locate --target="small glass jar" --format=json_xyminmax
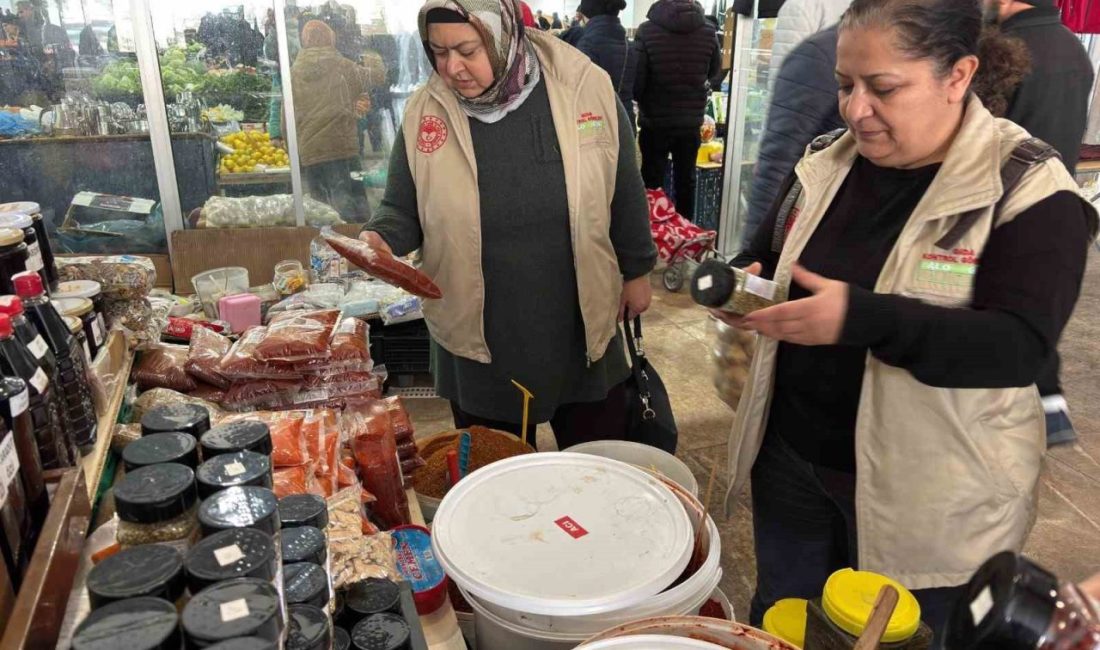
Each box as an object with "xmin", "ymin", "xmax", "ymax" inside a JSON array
[
  {"xmin": 71, "ymin": 596, "xmax": 181, "ymax": 650},
  {"xmin": 52, "ymin": 297, "xmax": 101, "ymax": 360},
  {"xmin": 114, "ymin": 463, "xmax": 199, "ymax": 551},
  {"xmin": 0, "ymin": 228, "xmax": 28, "ymax": 296},
  {"xmin": 53, "ymin": 280, "xmax": 107, "ymax": 344},
  {"xmin": 200, "ymin": 420, "xmax": 273, "ymax": 458},
  {"xmin": 140, "ymin": 403, "xmax": 211, "ymax": 438},
  {"xmin": 121, "ymin": 432, "xmax": 199, "ymax": 471},
  {"xmin": 184, "ymin": 527, "xmax": 278, "ymax": 593},
  {"xmin": 0, "ymin": 212, "xmax": 46, "ymax": 290},
  {"xmin": 273, "ymin": 260, "xmax": 308, "ymax": 297},
  {"xmin": 196, "ymin": 450, "xmax": 273, "ymax": 499},
  {"xmin": 0, "ymin": 202, "xmax": 56, "ymax": 291},
  {"xmin": 278, "ymin": 494, "xmax": 329, "ymax": 530},
  {"xmin": 63, "ymin": 315, "xmax": 92, "ymax": 365},
  {"xmin": 181, "ymin": 577, "xmax": 284, "ymax": 646},
  {"xmin": 283, "ymin": 562, "xmax": 330, "ymax": 609},
  {"xmin": 85, "ymin": 544, "xmax": 187, "ymax": 610},
  {"xmin": 286, "ymin": 604, "xmax": 331, "ymax": 650}
]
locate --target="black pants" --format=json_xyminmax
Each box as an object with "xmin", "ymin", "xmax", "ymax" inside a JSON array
[
  {"xmin": 302, "ymin": 157, "xmax": 371, "ymax": 223},
  {"xmin": 640, "ymin": 127, "xmax": 701, "ymax": 220},
  {"xmin": 1037, "ymin": 352, "xmax": 1061, "ymax": 397},
  {"xmin": 449, "ymin": 383, "xmax": 628, "ymax": 451},
  {"xmin": 750, "ymin": 432, "xmax": 965, "ymax": 649}
]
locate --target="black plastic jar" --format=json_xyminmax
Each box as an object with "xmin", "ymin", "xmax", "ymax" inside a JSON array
[
  {"xmin": 351, "ymin": 613, "xmax": 411, "ymax": 650},
  {"xmin": 196, "ymin": 451, "xmax": 273, "ymax": 499},
  {"xmin": 113, "ymin": 463, "xmax": 199, "ymax": 550},
  {"xmin": 281, "ymin": 525, "xmax": 326, "ymax": 566},
  {"xmin": 333, "ymin": 626, "xmax": 351, "ymax": 650},
  {"xmin": 142, "ymin": 403, "xmax": 211, "ymax": 438},
  {"xmin": 205, "ymin": 639, "xmax": 276, "ymax": 650},
  {"xmin": 122, "ymin": 432, "xmax": 199, "ymax": 471},
  {"xmin": 181, "ymin": 577, "xmax": 283, "ymax": 647},
  {"xmin": 72, "ymin": 596, "xmax": 181, "ymax": 650},
  {"xmin": 340, "ymin": 578, "xmax": 401, "ymax": 629},
  {"xmin": 198, "ymin": 486, "xmax": 281, "ymax": 538},
  {"xmin": 0, "ymin": 228, "xmax": 27, "ymax": 298},
  {"xmin": 283, "ymin": 562, "xmax": 329, "ymax": 608},
  {"xmin": 86, "ymin": 544, "xmax": 186, "ymax": 610},
  {"xmin": 286, "ymin": 604, "xmax": 331, "ymax": 650},
  {"xmin": 200, "ymin": 421, "xmax": 273, "ymax": 458},
  {"xmin": 278, "ymin": 494, "xmax": 328, "ymax": 530},
  {"xmin": 184, "ymin": 527, "xmax": 278, "ymax": 593}
]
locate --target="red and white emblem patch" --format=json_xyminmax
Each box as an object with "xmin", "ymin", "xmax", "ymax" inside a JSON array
[{"xmin": 417, "ymin": 116, "xmax": 448, "ymax": 154}]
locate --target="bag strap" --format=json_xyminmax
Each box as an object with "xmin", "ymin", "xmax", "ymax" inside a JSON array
[
  {"xmin": 770, "ymin": 128, "xmax": 848, "ymax": 253},
  {"xmin": 616, "ymin": 36, "xmax": 630, "ymax": 94},
  {"xmin": 623, "ymin": 317, "xmax": 656, "ymax": 421},
  {"xmin": 934, "ymin": 137, "xmax": 1060, "ymax": 250}
]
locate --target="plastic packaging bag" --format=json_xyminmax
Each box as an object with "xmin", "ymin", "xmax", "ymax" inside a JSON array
[
  {"xmin": 266, "ymin": 283, "xmax": 345, "ymax": 317},
  {"xmin": 710, "ymin": 319, "xmax": 756, "ymax": 410},
  {"xmin": 185, "ymin": 326, "xmax": 232, "ymax": 389},
  {"xmin": 222, "ymin": 379, "xmax": 300, "ymax": 411},
  {"xmin": 321, "ymin": 228, "xmax": 442, "ymax": 299},
  {"xmin": 201, "ymin": 194, "xmax": 344, "ymax": 229},
  {"xmin": 133, "ymin": 345, "xmax": 197, "ymax": 392},
  {"xmin": 273, "ymin": 465, "xmax": 324, "ymax": 499},
  {"xmin": 218, "ymin": 327, "xmax": 303, "ymax": 380},
  {"xmin": 131, "ymin": 388, "xmax": 225, "ymax": 424},
  {"xmin": 189, "ymin": 383, "xmax": 226, "ymax": 405},
  {"xmin": 56, "ymin": 255, "xmax": 157, "ymax": 299},
  {"xmin": 256, "ymin": 309, "xmax": 341, "ymax": 362},
  {"xmin": 294, "ymin": 318, "xmax": 372, "ymax": 374},
  {"xmin": 379, "ymin": 293, "xmax": 423, "ymax": 326},
  {"xmin": 348, "ymin": 404, "xmax": 411, "ymax": 529},
  {"xmin": 327, "ymin": 487, "xmax": 392, "ymax": 589}
]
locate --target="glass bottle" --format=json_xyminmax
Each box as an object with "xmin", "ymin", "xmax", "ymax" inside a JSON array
[
  {"xmin": 0, "ymin": 228, "xmax": 28, "ymax": 296},
  {"xmin": 0, "ymin": 213, "xmax": 47, "ymax": 294},
  {"xmin": 0, "ymin": 313, "xmax": 68, "ymax": 469},
  {"xmin": 0, "ymin": 376, "xmax": 46, "ymax": 589}
]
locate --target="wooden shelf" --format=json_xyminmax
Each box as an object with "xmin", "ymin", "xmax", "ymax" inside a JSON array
[{"xmin": 82, "ymin": 330, "xmax": 134, "ymax": 501}]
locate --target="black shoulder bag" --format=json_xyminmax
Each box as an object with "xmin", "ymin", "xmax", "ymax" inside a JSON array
[{"xmin": 623, "ymin": 316, "xmax": 678, "ymax": 454}]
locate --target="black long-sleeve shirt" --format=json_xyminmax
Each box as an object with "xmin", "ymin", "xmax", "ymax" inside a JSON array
[{"xmin": 734, "ymin": 156, "xmax": 1092, "ymax": 471}]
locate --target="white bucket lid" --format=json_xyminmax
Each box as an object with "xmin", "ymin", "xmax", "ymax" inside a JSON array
[
  {"xmin": 581, "ymin": 636, "xmax": 727, "ymax": 649},
  {"xmin": 432, "ymin": 453, "xmax": 693, "ymax": 617}
]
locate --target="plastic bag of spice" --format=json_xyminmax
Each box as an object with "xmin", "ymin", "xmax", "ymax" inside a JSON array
[
  {"xmin": 274, "ymin": 465, "xmax": 325, "ymax": 499},
  {"xmin": 321, "ymin": 228, "xmax": 442, "ymax": 300},
  {"xmin": 222, "ymin": 379, "xmax": 300, "ymax": 411},
  {"xmin": 132, "ymin": 345, "xmax": 197, "ymax": 392},
  {"xmin": 189, "ymin": 383, "xmax": 226, "ymax": 405},
  {"xmin": 378, "ymin": 396, "xmax": 413, "ymax": 444},
  {"xmin": 293, "ymin": 317, "xmax": 373, "ymax": 374},
  {"xmin": 131, "ymin": 388, "xmax": 226, "ymax": 424},
  {"xmin": 348, "ymin": 405, "xmax": 411, "ymax": 529},
  {"xmin": 255, "ymin": 309, "xmax": 341, "ymax": 362},
  {"xmin": 218, "ymin": 327, "xmax": 302, "ymax": 381},
  {"xmin": 185, "ymin": 326, "xmax": 232, "ymax": 389}
]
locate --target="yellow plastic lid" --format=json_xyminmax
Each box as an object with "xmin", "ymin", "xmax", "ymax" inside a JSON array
[
  {"xmin": 822, "ymin": 569, "xmax": 922, "ymax": 643},
  {"xmin": 763, "ymin": 598, "xmax": 807, "ymax": 648},
  {"xmin": 0, "ymin": 227, "xmax": 24, "ymax": 247}
]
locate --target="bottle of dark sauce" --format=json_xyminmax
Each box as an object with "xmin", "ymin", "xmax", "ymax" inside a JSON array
[
  {"xmin": 0, "ymin": 313, "xmax": 69, "ymax": 469},
  {"xmin": 0, "ymin": 376, "xmax": 47, "ymax": 589}
]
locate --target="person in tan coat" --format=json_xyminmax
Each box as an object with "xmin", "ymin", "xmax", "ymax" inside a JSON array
[{"xmin": 291, "ymin": 20, "xmax": 372, "ymax": 221}]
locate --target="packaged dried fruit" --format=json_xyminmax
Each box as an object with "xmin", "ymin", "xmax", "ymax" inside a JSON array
[
  {"xmin": 133, "ymin": 345, "xmax": 197, "ymax": 392},
  {"xmin": 185, "ymin": 326, "xmax": 232, "ymax": 389},
  {"xmin": 218, "ymin": 327, "xmax": 302, "ymax": 380},
  {"xmin": 321, "ymin": 228, "xmax": 442, "ymax": 300},
  {"xmin": 255, "ymin": 309, "xmax": 341, "ymax": 363}
]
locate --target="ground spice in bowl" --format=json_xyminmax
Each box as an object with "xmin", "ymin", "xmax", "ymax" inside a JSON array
[{"xmin": 410, "ymin": 428, "xmax": 534, "ymax": 499}]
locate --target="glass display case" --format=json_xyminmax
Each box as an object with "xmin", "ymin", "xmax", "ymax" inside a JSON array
[{"xmin": 717, "ymin": 10, "xmax": 776, "ymax": 255}]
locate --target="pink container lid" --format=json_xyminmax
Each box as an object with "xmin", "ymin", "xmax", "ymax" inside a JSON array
[{"xmin": 217, "ymin": 293, "xmax": 261, "ymax": 334}]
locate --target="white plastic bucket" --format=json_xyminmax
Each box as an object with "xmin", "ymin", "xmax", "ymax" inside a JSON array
[
  {"xmin": 580, "ymin": 616, "xmax": 802, "ymax": 650},
  {"xmin": 582, "ymin": 636, "xmax": 728, "ymax": 650},
  {"xmin": 564, "ymin": 440, "xmax": 700, "ymax": 497}
]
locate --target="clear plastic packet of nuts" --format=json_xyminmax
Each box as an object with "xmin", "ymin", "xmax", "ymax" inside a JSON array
[{"xmin": 711, "ymin": 317, "xmax": 757, "ymax": 410}]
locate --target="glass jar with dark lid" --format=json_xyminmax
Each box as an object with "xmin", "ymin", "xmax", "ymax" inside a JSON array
[
  {"xmin": 86, "ymin": 544, "xmax": 186, "ymax": 609},
  {"xmin": 122, "ymin": 432, "xmax": 199, "ymax": 471},
  {"xmin": 278, "ymin": 494, "xmax": 328, "ymax": 530},
  {"xmin": 351, "ymin": 613, "xmax": 411, "ymax": 650},
  {"xmin": 0, "ymin": 202, "xmax": 57, "ymax": 291},
  {"xmin": 200, "ymin": 421, "xmax": 273, "ymax": 458},
  {"xmin": 283, "ymin": 562, "xmax": 329, "ymax": 609},
  {"xmin": 198, "ymin": 486, "xmax": 281, "ymax": 538},
  {"xmin": 63, "ymin": 315, "xmax": 92, "ymax": 364},
  {"xmin": 196, "ymin": 450, "xmax": 272, "ymax": 499},
  {"xmin": 281, "ymin": 525, "xmax": 326, "ymax": 566},
  {"xmin": 141, "ymin": 403, "xmax": 211, "ymax": 438},
  {"xmin": 340, "ymin": 578, "xmax": 401, "ymax": 628},
  {"xmin": 53, "ymin": 297, "xmax": 101, "ymax": 360},
  {"xmin": 0, "ymin": 228, "xmax": 27, "ymax": 302},
  {"xmin": 53, "ymin": 280, "xmax": 107, "ymax": 344},
  {"xmin": 184, "ymin": 527, "xmax": 278, "ymax": 593},
  {"xmin": 113, "ymin": 462, "xmax": 199, "ymax": 548},
  {"xmin": 0, "ymin": 212, "xmax": 46, "ymax": 290},
  {"xmin": 286, "ymin": 604, "xmax": 331, "ymax": 650},
  {"xmin": 181, "ymin": 577, "xmax": 283, "ymax": 646},
  {"xmin": 72, "ymin": 596, "xmax": 181, "ymax": 650}
]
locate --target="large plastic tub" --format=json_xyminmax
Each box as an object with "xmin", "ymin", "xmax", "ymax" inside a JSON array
[
  {"xmin": 191, "ymin": 266, "xmax": 249, "ymax": 318},
  {"xmin": 580, "ymin": 616, "xmax": 803, "ymax": 650},
  {"xmin": 564, "ymin": 440, "xmax": 699, "ymax": 497}
]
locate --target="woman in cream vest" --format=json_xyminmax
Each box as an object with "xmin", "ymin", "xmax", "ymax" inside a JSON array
[
  {"xmin": 714, "ymin": 0, "xmax": 1098, "ymax": 644},
  {"xmin": 362, "ymin": 0, "xmax": 656, "ymax": 446}
]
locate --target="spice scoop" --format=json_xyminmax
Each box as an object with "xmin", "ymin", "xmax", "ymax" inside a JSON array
[{"xmin": 691, "ymin": 259, "xmax": 787, "ymax": 317}]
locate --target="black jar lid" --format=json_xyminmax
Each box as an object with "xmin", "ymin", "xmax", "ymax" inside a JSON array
[
  {"xmin": 341, "ymin": 578, "xmax": 401, "ymax": 628},
  {"xmin": 286, "ymin": 604, "xmax": 331, "ymax": 650},
  {"xmin": 86, "ymin": 544, "xmax": 186, "ymax": 609},
  {"xmin": 196, "ymin": 451, "xmax": 273, "ymax": 499},
  {"xmin": 283, "ymin": 562, "xmax": 329, "ymax": 609},
  {"xmin": 198, "ymin": 486, "xmax": 280, "ymax": 537},
  {"xmin": 282, "ymin": 525, "xmax": 326, "ymax": 565},
  {"xmin": 122, "ymin": 432, "xmax": 199, "ymax": 471},
  {"xmin": 72, "ymin": 597, "xmax": 181, "ymax": 650},
  {"xmin": 278, "ymin": 494, "xmax": 328, "ymax": 530},
  {"xmin": 351, "ymin": 613, "xmax": 410, "ymax": 650},
  {"xmin": 185, "ymin": 528, "xmax": 278, "ymax": 593},
  {"xmin": 114, "ymin": 463, "xmax": 197, "ymax": 524},
  {"xmin": 182, "ymin": 578, "xmax": 283, "ymax": 645},
  {"xmin": 201, "ymin": 420, "xmax": 273, "ymax": 458},
  {"xmin": 334, "ymin": 626, "xmax": 351, "ymax": 650},
  {"xmin": 205, "ymin": 639, "xmax": 277, "ymax": 650},
  {"xmin": 141, "ymin": 403, "xmax": 211, "ymax": 437}
]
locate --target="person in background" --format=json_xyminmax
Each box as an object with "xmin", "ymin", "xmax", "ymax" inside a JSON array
[
  {"xmin": 536, "ymin": 9, "xmax": 551, "ymax": 29},
  {"xmin": 291, "ymin": 20, "xmax": 373, "ymax": 221},
  {"xmin": 15, "ymin": 1, "xmax": 39, "ymax": 49},
  {"xmin": 768, "ymin": 0, "xmax": 849, "ymax": 89},
  {"xmin": 715, "ymin": 0, "xmax": 1097, "ymax": 645},
  {"xmin": 552, "ymin": 12, "xmax": 563, "ymax": 28},
  {"xmin": 363, "ymin": 0, "xmax": 656, "ymax": 449},
  {"xmin": 634, "ymin": 0, "xmax": 724, "ymax": 220},
  {"xmin": 983, "ymin": 0, "xmax": 1095, "ymax": 447},
  {"xmin": 571, "ymin": 0, "xmax": 638, "ymax": 129},
  {"xmin": 78, "ymin": 25, "xmax": 102, "ymax": 59},
  {"xmin": 560, "ymin": 7, "xmax": 587, "ymax": 45}
]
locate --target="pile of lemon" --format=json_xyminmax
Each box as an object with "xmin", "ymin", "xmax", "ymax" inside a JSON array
[{"xmin": 219, "ymin": 130, "xmax": 290, "ymax": 174}]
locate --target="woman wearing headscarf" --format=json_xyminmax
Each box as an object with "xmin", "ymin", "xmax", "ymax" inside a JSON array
[
  {"xmin": 362, "ymin": 0, "xmax": 656, "ymax": 448},
  {"xmin": 291, "ymin": 19, "xmax": 372, "ymax": 221}
]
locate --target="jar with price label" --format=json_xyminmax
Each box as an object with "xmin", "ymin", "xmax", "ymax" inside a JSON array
[
  {"xmin": 0, "ymin": 313, "xmax": 69, "ymax": 469},
  {"xmin": 0, "ymin": 212, "xmax": 48, "ymax": 293},
  {"xmin": 0, "ymin": 228, "xmax": 28, "ymax": 297},
  {"xmin": 0, "ymin": 377, "xmax": 46, "ymax": 581},
  {"xmin": 0, "ymin": 396, "xmax": 30, "ymax": 588},
  {"xmin": 0, "ymin": 202, "xmax": 59, "ymax": 292}
]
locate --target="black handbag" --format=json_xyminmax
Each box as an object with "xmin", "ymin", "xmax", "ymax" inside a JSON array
[{"xmin": 623, "ymin": 316, "xmax": 678, "ymax": 454}]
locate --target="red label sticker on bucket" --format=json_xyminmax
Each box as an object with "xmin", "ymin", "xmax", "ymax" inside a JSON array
[{"xmin": 554, "ymin": 516, "xmax": 589, "ymax": 539}]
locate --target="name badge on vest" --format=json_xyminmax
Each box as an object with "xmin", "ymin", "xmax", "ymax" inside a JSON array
[
  {"xmin": 907, "ymin": 247, "xmax": 978, "ymax": 306},
  {"xmin": 577, "ymin": 112, "xmax": 610, "ymax": 147},
  {"xmin": 417, "ymin": 115, "xmax": 449, "ymax": 155}
]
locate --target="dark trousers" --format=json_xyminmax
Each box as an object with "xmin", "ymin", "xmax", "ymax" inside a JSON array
[
  {"xmin": 750, "ymin": 432, "xmax": 965, "ymax": 649},
  {"xmin": 449, "ymin": 383, "xmax": 628, "ymax": 451},
  {"xmin": 640, "ymin": 127, "xmax": 701, "ymax": 220},
  {"xmin": 302, "ymin": 157, "xmax": 371, "ymax": 223},
  {"xmin": 1037, "ymin": 352, "xmax": 1061, "ymax": 397}
]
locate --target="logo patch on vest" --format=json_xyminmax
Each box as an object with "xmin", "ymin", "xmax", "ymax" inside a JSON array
[
  {"xmin": 577, "ymin": 112, "xmax": 605, "ymax": 133},
  {"xmin": 915, "ymin": 248, "xmax": 979, "ymax": 288},
  {"xmin": 417, "ymin": 116, "xmax": 448, "ymax": 154}
]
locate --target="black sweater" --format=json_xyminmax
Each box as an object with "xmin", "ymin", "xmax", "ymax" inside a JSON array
[{"xmin": 733, "ymin": 157, "xmax": 1093, "ymax": 471}]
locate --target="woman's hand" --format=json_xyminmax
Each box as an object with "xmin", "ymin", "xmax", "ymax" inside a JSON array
[
  {"xmin": 355, "ymin": 94, "xmax": 372, "ymax": 117},
  {"xmin": 359, "ymin": 230, "xmax": 393, "ymax": 255},
  {"xmin": 741, "ymin": 264, "xmax": 849, "ymax": 346},
  {"xmin": 620, "ymin": 276, "xmax": 653, "ymax": 321},
  {"xmin": 709, "ymin": 263, "xmax": 762, "ymax": 330}
]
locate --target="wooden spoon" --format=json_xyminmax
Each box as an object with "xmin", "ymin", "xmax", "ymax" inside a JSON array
[{"xmin": 853, "ymin": 585, "xmax": 900, "ymax": 650}]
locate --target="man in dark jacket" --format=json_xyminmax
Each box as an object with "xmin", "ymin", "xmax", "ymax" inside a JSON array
[
  {"xmin": 635, "ymin": 0, "xmax": 724, "ymax": 220},
  {"xmin": 985, "ymin": 0, "xmax": 1095, "ymax": 446},
  {"xmin": 742, "ymin": 26, "xmax": 845, "ymax": 248},
  {"xmin": 570, "ymin": 0, "xmax": 638, "ymax": 129}
]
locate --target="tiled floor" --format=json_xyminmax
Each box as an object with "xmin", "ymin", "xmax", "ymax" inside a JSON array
[{"xmin": 406, "ymin": 252, "xmax": 1100, "ymax": 621}]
